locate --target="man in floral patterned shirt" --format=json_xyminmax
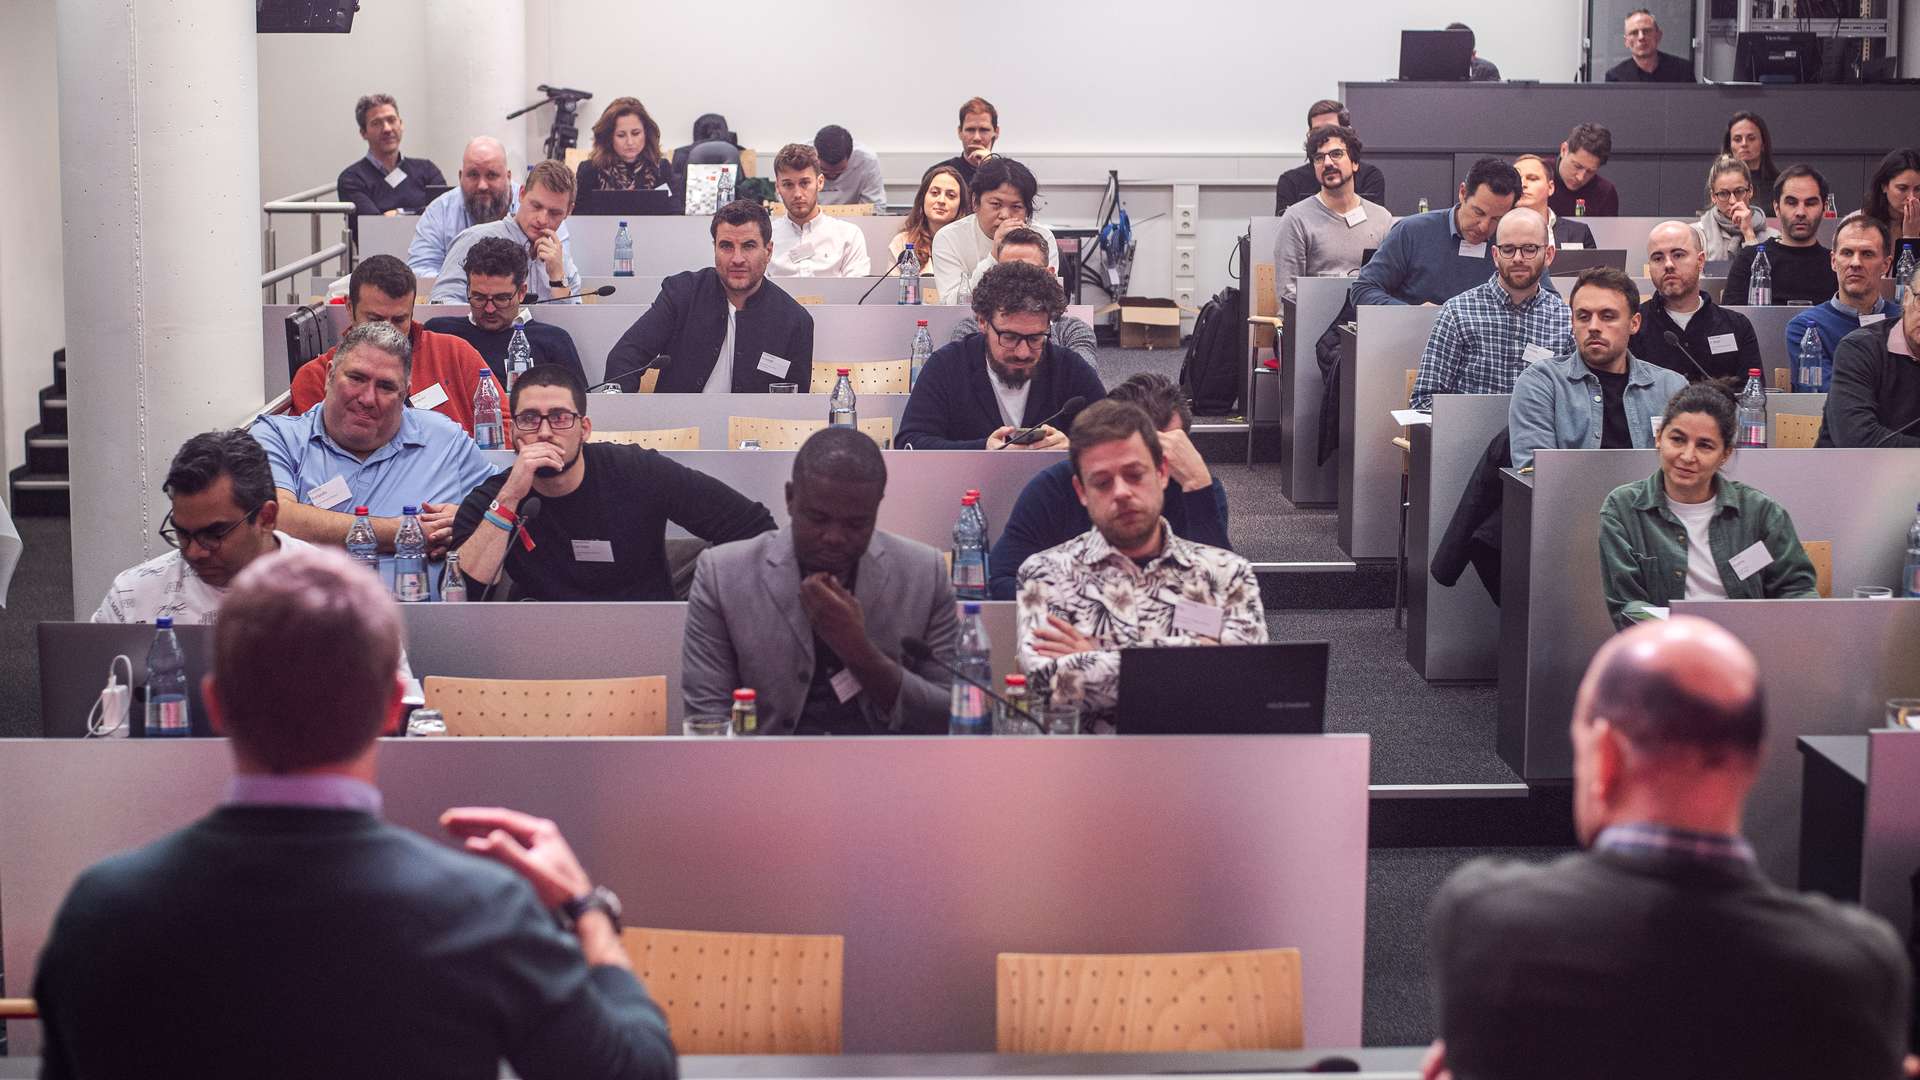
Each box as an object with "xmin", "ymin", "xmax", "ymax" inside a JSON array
[{"xmin": 1015, "ymin": 400, "xmax": 1267, "ymax": 730}]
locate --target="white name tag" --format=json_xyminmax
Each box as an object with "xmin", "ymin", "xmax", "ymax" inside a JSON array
[
  {"xmin": 1708, "ymin": 333, "xmax": 1738, "ymax": 354},
  {"xmin": 757, "ymin": 352, "xmax": 791, "ymax": 378},
  {"xmin": 410, "ymin": 382, "xmax": 449, "ymax": 411},
  {"xmin": 1390, "ymin": 409, "xmax": 1432, "ymax": 426},
  {"xmin": 1522, "ymin": 343, "xmax": 1555, "ymax": 364},
  {"xmin": 1342, "ymin": 205, "xmax": 1370, "ymax": 228},
  {"xmin": 1561, "ymin": 242, "xmax": 1586, "ymax": 250},
  {"xmin": 384, "ymin": 166, "xmax": 408, "ymax": 189},
  {"xmin": 571, "ymin": 539, "xmax": 615, "ymax": 563},
  {"xmin": 830, "ymin": 668, "xmax": 862, "ymax": 704},
  {"xmin": 1458, "ymin": 240, "xmax": 1487, "ymax": 258},
  {"xmin": 1729, "ymin": 540, "xmax": 1773, "ymax": 581},
  {"xmin": 306, "ymin": 475, "xmax": 352, "ymax": 511},
  {"xmin": 1651, "ymin": 415, "xmax": 1664, "ymax": 439},
  {"xmin": 1861, "ymin": 312, "xmax": 1888, "ymax": 326},
  {"xmin": 1171, "ymin": 599, "xmax": 1226, "ymax": 640}
]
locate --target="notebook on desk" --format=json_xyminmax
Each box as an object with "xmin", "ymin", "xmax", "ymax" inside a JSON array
[{"xmin": 1116, "ymin": 641, "xmax": 1330, "ymax": 734}]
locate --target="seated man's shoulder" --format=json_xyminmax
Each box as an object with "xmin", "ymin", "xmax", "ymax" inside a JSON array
[
  {"xmin": 421, "ymin": 314, "xmax": 467, "ymax": 337},
  {"xmin": 403, "ymin": 405, "xmax": 471, "ymax": 442},
  {"xmin": 1434, "ymin": 851, "xmax": 1599, "ymax": 930},
  {"xmin": 922, "ymin": 336, "xmax": 974, "ymax": 372},
  {"xmin": 869, "ymin": 528, "xmax": 944, "ymax": 569}
]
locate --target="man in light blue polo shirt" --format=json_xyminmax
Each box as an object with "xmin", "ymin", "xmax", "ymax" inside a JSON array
[
  {"xmin": 251, "ymin": 321, "xmax": 496, "ymax": 590},
  {"xmin": 431, "ymin": 160, "xmax": 581, "ymax": 304}
]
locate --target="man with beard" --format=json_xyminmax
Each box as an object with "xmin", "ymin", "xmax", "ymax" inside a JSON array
[
  {"xmin": 406, "ymin": 137, "xmax": 565, "ymax": 279},
  {"xmin": 1513, "ymin": 154, "xmax": 1596, "ymax": 249},
  {"xmin": 1724, "ymin": 166, "xmax": 1840, "ymax": 306},
  {"xmin": 432, "ymin": 161, "xmax": 581, "ymax": 304},
  {"xmin": 335, "ymin": 93, "xmax": 444, "ymax": 218},
  {"xmin": 423, "ymin": 238, "xmax": 587, "ymax": 387},
  {"xmin": 1274, "ymin": 123, "xmax": 1391, "ymax": 304},
  {"xmin": 1353, "ymin": 157, "xmax": 1520, "ymax": 307},
  {"xmin": 1411, "ymin": 207, "xmax": 1573, "ymax": 409},
  {"xmin": 1273, "ymin": 100, "xmax": 1387, "ymax": 215},
  {"xmin": 1015, "ymin": 400, "xmax": 1267, "ymax": 732},
  {"xmin": 450, "ymin": 365, "xmax": 775, "ymax": 601},
  {"xmin": 899, "ymin": 261, "xmax": 1105, "ymax": 450},
  {"xmin": 1630, "ymin": 220, "xmax": 1762, "ymax": 382},
  {"xmin": 1784, "ymin": 214, "xmax": 1897, "ymax": 390}
]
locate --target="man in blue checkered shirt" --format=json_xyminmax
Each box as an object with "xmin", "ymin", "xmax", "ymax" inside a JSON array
[{"xmin": 1410, "ymin": 207, "xmax": 1574, "ymax": 409}]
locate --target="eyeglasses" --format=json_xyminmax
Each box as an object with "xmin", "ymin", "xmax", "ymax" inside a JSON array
[
  {"xmin": 1309, "ymin": 148, "xmax": 1349, "ymax": 163},
  {"xmin": 1493, "ymin": 243, "xmax": 1545, "ymax": 259},
  {"xmin": 512, "ymin": 409, "xmax": 580, "ymax": 432},
  {"xmin": 467, "ymin": 292, "xmax": 518, "ymax": 310},
  {"xmin": 985, "ymin": 317, "xmax": 1050, "ymax": 351},
  {"xmin": 159, "ymin": 506, "xmax": 262, "ymax": 552},
  {"xmin": 1710, "ymin": 186, "xmax": 1753, "ymax": 202}
]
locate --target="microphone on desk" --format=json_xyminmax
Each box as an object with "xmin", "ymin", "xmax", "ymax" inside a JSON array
[
  {"xmin": 525, "ymin": 285, "xmax": 617, "ymax": 304},
  {"xmin": 855, "ymin": 249, "xmax": 912, "ymax": 305},
  {"xmin": 900, "ymin": 636, "xmax": 1047, "ymax": 733},
  {"xmin": 1871, "ymin": 411, "xmax": 1920, "ymax": 447},
  {"xmin": 1660, "ymin": 330, "xmax": 1717, "ymax": 384},
  {"xmin": 586, "ymin": 354, "xmax": 671, "ymax": 394},
  {"xmin": 999, "ymin": 396, "xmax": 1086, "ymax": 449},
  {"xmin": 477, "ymin": 496, "xmax": 541, "ymax": 604}
]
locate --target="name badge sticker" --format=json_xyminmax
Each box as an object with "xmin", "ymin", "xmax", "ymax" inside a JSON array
[
  {"xmin": 1522, "ymin": 343, "xmax": 1555, "ymax": 363},
  {"xmin": 410, "ymin": 382, "xmax": 449, "ymax": 411},
  {"xmin": 571, "ymin": 539, "xmax": 615, "ymax": 563},
  {"xmin": 1729, "ymin": 541, "xmax": 1773, "ymax": 581},
  {"xmin": 1861, "ymin": 313, "xmax": 1888, "ymax": 326},
  {"xmin": 1172, "ymin": 599, "xmax": 1226, "ymax": 640},
  {"xmin": 1341, "ymin": 205, "xmax": 1370, "ymax": 228},
  {"xmin": 1458, "ymin": 240, "xmax": 1488, "ymax": 258},
  {"xmin": 1708, "ymin": 333, "xmax": 1738, "ymax": 354},
  {"xmin": 1561, "ymin": 242, "xmax": 1585, "ymax": 250},
  {"xmin": 830, "ymin": 668, "xmax": 862, "ymax": 704},
  {"xmin": 757, "ymin": 353, "xmax": 791, "ymax": 378},
  {"xmin": 384, "ymin": 166, "xmax": 408, "ymax": 189},
  {"xmin": 306, "ymin": 475, "xmax": 352, "ymax": 511}
]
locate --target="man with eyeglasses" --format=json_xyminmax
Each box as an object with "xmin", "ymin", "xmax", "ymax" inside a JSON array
[
  {"xmin": 1630, "ymin": 220, "xmax": 1761, "ymax": 382},
  {"xmin": 899, "ymin": 261, "xmax": 1105, "ymax": 450},
  {"xmin": 1604, "ymin": 8, "xmax": 1696, "ymax": 83},
  {"xmin": 94, "ymin": 431, "xmax": 317, "ymax": 623},
  {"xmin": 449, "ymin": 364, "xmax": 775, "ymax": 601},
  {"xmin": 1411, "ymin": 207, "xmax": 1573, "ymax": 409},
  {"xmin": 949, "ymin": 227, "xmax": 1098, "ymax": 366},
  {"xmin": 423, "ymin": 237, "xmax": 586, "ymax": 387},
  {"xmin": 1274, "ymin": 123, "xmax": 1391, "ymax": 304}
]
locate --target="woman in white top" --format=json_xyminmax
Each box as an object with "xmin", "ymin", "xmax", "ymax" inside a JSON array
[
  {"xmin": 889, "ymin": 164, "xmax": 969, "ymax": 273},
  {"xmin": 931, "ymin": 157, "xmax": 1058, "ymax": 305},
  {"xmin": 1691, "ymin": 156, "xmax": 1774, "ymax": 263}
]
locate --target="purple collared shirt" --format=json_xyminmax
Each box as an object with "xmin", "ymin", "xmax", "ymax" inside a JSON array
[
  {"xmin": 1594, "ymin": 821, "xmax": 1756, "ymax": 869},
  {"xmin": 225, "ymin": 774, "xmax": 384, "ymax": 816}
]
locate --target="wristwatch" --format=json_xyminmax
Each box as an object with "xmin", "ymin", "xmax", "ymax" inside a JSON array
[{"xmin": 559, "ymin": 885, "xmax": 623, "ymax": 932}]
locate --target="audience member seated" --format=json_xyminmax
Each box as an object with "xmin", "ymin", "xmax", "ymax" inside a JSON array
[
  {"xmin": 950, "ymin": 227, "xmax": 1097, "ymax": 365},
  {"xmin": 1513, "ymin": 154, "xmax": 1595, "ymax": 249},
  {"xmin": 1447, "ymin": 22, "xmax": 1501, "ymax": 80},
  {"xmin": 93, "ymin": 431, "xmax": 313, "ymax": 623},
  {"xmin": 1785, "ymin": 214, "xmax": 1896, "ymax": 390},
  {"xmin": 936, "ymin": 96, "xmax": 1000, "ymax": 189},
  {"xmin": 814, "ymin": 124, "xmax": 886, "ymax": 207},
  {"xmin": 1014, "ymin": 401, "xmax": 1267, "ymax": 731},
  {"xmin": 1604, "ymin": 8, "xmax": 1696, "ymax": 82},
  {"xmin": 1275, "ymin": 124, "xmax": 1391, "ymax": 303},
  {"xmin": 1598, "ymin": 382, "xmax": 1817, "ymax": 628},
  {"xmin": 1410, "ymin": 208, "xmax": 1572, "ymax": 409},
  {"xmin": 1353, "ymin": 157, "xmax": 1518, "ymax": 307},
  {"xmin": 1864, "ymin": 148, "xmax": 1920, "ymax": 266},
  {"xmin": 989, "ymin": 374, "xmax": 1228, "ymax": 601},
  {"xmin": 1816, "ymin": 263, "xmax": 1920, "ymax": 447},
  {"xmin": 604, "ymin": 200, "xmax": 815, "ymax": 393},
  {"xmin": 408, "ymin": 136, "xmax": 532, "ymax": 278},
  {"xmin": 423, "ymin": 238, "xmax": 587, "ymax": 387},
  {"xmin": 1510, "ymin": 267, "xmax": 1687, "ymax": 470},
  {"xmin": 1548, "ymin": 122, "xmax": 1620, "ymax": 219},
  {"xmin": 449, "ymin": 365, "xmax": 774, "ymax": 602},
  {"xmin": 682, "ymin": 428, "xmax": 958, "ymax": 735},
  {"xmin": 669, "ymin": 113, "xmax": 742, "ymax": 201},
  {"xmin": 900, "ymin": 262, "xmax": 1103, "ymax": 450},
  {"xmin": 37, "ymin": 545, "xmax": 679, "ymax": 1079},
  {"xmin": 931, "ymin": 157, "xmax": 1059, "ymax": 305},
  {"xmin": 1693, "ymin": 156, "xmax": 1774, "ymax": 263},
  {"xmin": 289, "ymin": 256, "xmax": 490, "ymax": 434},
  {"xmin": 254, "ymin": 322, "xmax": 496, "ymax": 580},
  {"xmin": 1632, "ymin": 221, "xmax": 1762, "ymax": 382},
  {"xmin": 576, "ymin": 97, "xmax": 672, "ymax": 195},
  {"xmin": 1274, "ymin": 99, "xmax": 1388, "ymax": 215},
  {"xmin": 1723, "ymin": 166, "xmax": 1839, "ymax": 306},
  {"xmin": 890, "ymin": 164, "xmax": 968, "ymax": 269},
  {"xmin": 335, "ymin": 93, "xmax": 444, "ymax": 217},
  {"xmin": 432, "ymin": 160, "xmax": 581, "ymax": 304},
  {"xmin": 1724, "ymin": 111, "xmax": 1779, "ymax": 198},
  {"xmin": 769, "ymin": 143, "xmax": 871, "ymax": 277},
  {"xmin": 1425, "ymin": 615, "xmax": 1906, "ymax": 1080}
]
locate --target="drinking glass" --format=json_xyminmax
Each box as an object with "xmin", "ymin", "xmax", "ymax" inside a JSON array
[
  {"xmin": 768, "ymin": 383, "xmax": 798, "ymax": 394},
  {"xmin": 1853, "ymin": 586, "xmax": 1894, "ymax": 599},
  {"xmin": 683, "ymin": 716, "xmax": 732, "ymax": 737}
]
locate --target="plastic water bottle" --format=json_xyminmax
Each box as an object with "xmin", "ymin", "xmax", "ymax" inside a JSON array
[
  {"xmin": 346, "ymin": 506, "xmax": 380, "ymax": 574},
  {"xmin": 911, "ymin": 320, "xmax": 933, "ymax": 387},
  {"xmin": 613, "ymin": 220, "xmax": 634, "ymax": 276},
  {"xmin": 393, "ymin": 506, "xmax": 428, "ymax": 602},
  {"xmin": 472, "ymin": 369, "xmax": 505, "ymax": 449},
  {"xmin": 1903, "ymin": 503, "xmax": 1920, "ymax": 597},
  {"xmin": 948, "ymin": 603, "xmax": 992, "ymax": 735},
  {"xmin": 1895, "ymin": 248, "xmax": 1916, "ymax": 303},
  {"xmin": 1796, "ymin": 324, "xmax": 1825, "ymax": 392},
  {"xmin": 898, "ymin": 243, "xmax": 922, "ymax": 304},
  {"xmin": 441, "ymin": 551, "xmax": 467, "ymax": 603},
  {"xmin": 829, "ymin": 368, "xmax": 857, "ymax": 428},
  {"xmin": 506, "ymin": 327, "xmax": 534, "ymax": 391},
  {"xmin": 1824, "ymin": 193, "xmax": 1839, "ymax": 219},
  {"xmin": 1749, "ymin": 244, "xmax": 1773, "ymax": 306},
  {"xmin": 144, "ymin": 617, "xmax": 190, "ymax": 738},
  {"xmin": 1737, "ymin": 369, "xmax": 1768, "ymax": 448},
  {"xmin": 965, "ymin": 487, "xmax": 990, "ymax": 545},
  {"xmin": 951, "ymin": 493, "xmax": 989, "ymax": 600}
]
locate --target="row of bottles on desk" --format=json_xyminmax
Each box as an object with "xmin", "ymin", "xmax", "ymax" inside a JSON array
[{"xmin": 346, "ymin": 505, "xmax": 466, "ymax": 602}]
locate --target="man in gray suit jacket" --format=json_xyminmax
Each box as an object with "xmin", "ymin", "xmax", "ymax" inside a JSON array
[
  {"xmin": 1424, "ymin": 615, "xmax": 1910, "ymax": 1080},
  {"xmin": 682, "ymin": 427, "xmax": 959, "ymax": 734}
]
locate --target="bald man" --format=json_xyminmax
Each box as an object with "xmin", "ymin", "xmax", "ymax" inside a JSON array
[
  {"xmin": 1629, "ymin": 220, "xmax": 1762, "ymax": 382},
  {"xmin": 1423, "ymin": 616, "xmax": 1909, "ymax": 1080},
  {"xmin": 407, "ymin": 136, "xmax": 572, "ymax": 279},
  {"xmin": 1411, "ymin": 207, "xmax": 1572, "ymax": 409}
]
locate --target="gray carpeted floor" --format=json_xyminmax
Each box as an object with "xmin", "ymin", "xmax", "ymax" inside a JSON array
[{"xmin": 0, "ymin": 516, "xmax": 72, "ymax": 740}]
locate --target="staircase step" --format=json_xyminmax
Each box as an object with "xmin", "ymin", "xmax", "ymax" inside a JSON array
[
  {"xmin": 37, "ymin": 387, "xmax": 66, "ymax": 435},
  {"xmin": 25, "ymin": 424, "xmax": 67, "ymax": 475},
  {"xmin": 8, "ymin": 468, "xmax": 70, "ymax": 516},
  {"xmin": 53, "ymin": 348, "xmax": 65, "ymax": 393}
]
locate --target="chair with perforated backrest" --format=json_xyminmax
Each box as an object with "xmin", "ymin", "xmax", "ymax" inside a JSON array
[
  {"xmin": 622, "ymin": 927, "xmax": 844, "ymax": 1054},
  {"xmin": 1774, "ymin": 412, "xmax": 1821, "ymax": 449},
  {"xmin": 1802, "ymin": 539, "xmax": 1833, "ymax": 598},
  {"xmin": 590, "ymin": 427, "xmax": 701, "ymax": 450},
  {"xmin": 809, "ymin": 360, "xmax": 910, "ymax": 395},
  {"xmin": 996, "ymin": 949, "xmax": 1303, "ymax": 1053},
  {"xmin": 1251, "ymin": 263, "xmax": 1279, "ymax": 350},
  {"xmin": 725, "ymin": 416, "xmax": 893, "ymax": 450},
  {"xmin": 422, "ymin": 676, "xmax": 667, "ymax": 736}
]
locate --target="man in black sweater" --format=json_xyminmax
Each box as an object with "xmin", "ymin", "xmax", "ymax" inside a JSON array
[
  {"xmin": 1426, "ymin": 615, "xmax": 1909, "ymax": 1080},
  {"xmin": 33, "ymin": 545, "xmax": 678, "ymax": 1080},
  {"xmin": 899, "ymin": 261, "xmax": 1105, "ymax": 450},
  {"xmin": 1723, "ymin": 165, "xmax": 1838, "ymax": 306},
  {"xmin": 1274, "ymin": 99, "xmax": 1386, "ymax": 215},
  {"xmin": 1604, "ymin": 9, "xmax": 1697, "ymax": 82},
  {"xmin": 452, "ymin": 365, "xmax": 776, "ymax": 600},
  {"xmin": 335, "ymin": 93, "xmax": 445, "ymax": 217},
  {"xmin": 1631, "ymin": 220, "xmax": 1761, "ymax": 381},
  {"xmin": 604, "ymin": 200, "xmax": 814, "ymax": 392},
  {"xmin": 1817, "ymin": 284, "xmax": 1920, "ymax": 447},
  {"xmin": 425, "ymin": 236, "xmax": 587, "ymax": 387}
]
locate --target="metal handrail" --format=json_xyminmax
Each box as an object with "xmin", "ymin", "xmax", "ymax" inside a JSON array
[
  {"xmin": 272, "ymin": 182, "xmax": 340, "ymax": 204},
  {"xmin": 265, "ymin": 200, "xmax": 355, "ymax": 214},
  {"xmin": 262, "ymin": 242, "xmax": 348, "ymax": 291},
  {"xmin": 242, "ymin": 390, "xmax": 294, "ymax": 426},
  {"xmin": 261, "ymin": 183, "xmax": 355, "ymax": 302}
]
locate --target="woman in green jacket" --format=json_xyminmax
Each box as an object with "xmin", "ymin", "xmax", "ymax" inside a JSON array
[{"xmin": 1598, "ymin": 381, "xmax": 1819, "ymax": 629}]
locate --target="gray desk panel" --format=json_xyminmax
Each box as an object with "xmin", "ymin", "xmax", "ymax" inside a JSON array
[
  {"xmin": 1338, "ymin": 308, "xmax": 1438, "ymax": 559},
  {"xmin": 1407, "ymin": 395, "xmax": 1510, "ymax": 682},
  {"xmin": 0, "ymin": 735, "xmax": 1372, "ymax": 1053},
  {"xmin": 1862, "ymin": 727, "xmax": 1920, "ymax": 938},
  {"xmin": 1280, "ymin": 278, "xmax": 1354, "ymax": 506},
  {"xmin": 583, "ymin": 392, "xmax": 906, "ymax": 447}
]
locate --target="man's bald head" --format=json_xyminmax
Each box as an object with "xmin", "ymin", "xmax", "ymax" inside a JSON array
[
  {"xmin": 1647, "ymin": 220, "xmax": 1707, "ymax": 302},
  {"xmin": 1647, "ymin": 220, "xmax": 1701, "ymax": 256},
  {"xmin": 1581, "ymin": 615, "xmax": 1764, "ymax": 765},
  {"xmin": 1494, "ymin": 206, "xmax": 1548, "ymax": 246},
  {"xmin": 459, "ymin": 136, "xmax": 513, "ymax": 224}
]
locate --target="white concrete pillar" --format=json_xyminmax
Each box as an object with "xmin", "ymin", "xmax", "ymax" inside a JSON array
[
  {"xmin": 425, "ymin": 0, "xmax": 529, "ymax": 174},
  {"xmin": 57, "ymin": 0, "xmax": 264, "ymax": 617}
]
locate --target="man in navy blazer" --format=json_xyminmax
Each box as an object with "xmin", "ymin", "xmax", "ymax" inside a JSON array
[
  {"xmin": 898, "ymin": 261, "xmax": 1105, "ymax": 449},
  {"xmin": 33, "ymin": 546, "xmax": 677, "ymax": 1080}
]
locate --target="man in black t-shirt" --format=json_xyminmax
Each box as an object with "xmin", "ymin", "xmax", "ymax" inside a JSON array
[
  {"xmin": 1274, "ymin": 99, "xmax": 1387, "ymax": 215},
  {"xmin": 1724, "ymin": 166, "xmax": 1838, "ymax": 306},
  {"xmin": 424, "ymin": 238, "xmax": 586, "ymax": 388},
  {"xmin": 449, "ymin": 365, "xmax": 775, "ymax": 601},
  {"xmin": 1604, "ymin": 10, "xmax": 1696, "ymax": 83}
]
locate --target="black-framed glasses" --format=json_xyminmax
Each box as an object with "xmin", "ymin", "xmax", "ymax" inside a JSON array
[
  {"xmin": 985, "ymin": 317, "xmax": 1049, "ymax": 351},
  {"xmin": 1493, "ymin": 243, "xmax": 1545, "ymax": 259},
  {"xmin": 1309, "ymin": 148, "xmax": 1349, "ymax": 163},
  {"xmin": 159, "ymin": 506, "xmax": 262, "ymax": 552},
  {"xmin": 512, "ymin": 409, "xmax": 580, "ymax": 432},
  {"xmin": 467, "ymin": 292, "xmax": 518, "ymax": 310},
  {"xmin": 1710, "ymin": 186, "xmax": 1753, "ymax": 203}
]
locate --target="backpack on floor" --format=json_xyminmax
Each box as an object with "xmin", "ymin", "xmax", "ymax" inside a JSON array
[{"xmin": 1180, "ymin": 286, "xmax": 1241, "ymax": 415}]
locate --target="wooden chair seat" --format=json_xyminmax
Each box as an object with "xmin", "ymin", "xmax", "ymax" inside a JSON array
[
  {"xmin": 1802, "ymin": 539, "xmax": 1832, "ymax": 598},
  {"xmin": 726, "ymin": 415, "xmax": 894, "ymax": 450},
  {"xmin": 422, "ymin": 676, "xmax": 666, "ymax": 736},
  {"xmin": 623, "ymin": 927, "xmax": 844, "ymax": 1054},
  {"xmin": 997, "ymin": 948, "xmax": 1303, "ymax": 1053},
  {"xmin": 1773, "ymin": 412, "xmax": 1821, "ymax": 449},
  {"xmin": 590, "ymin": 427, "xmax": 701, "ymax": 450},
  {"xmin": 808, "ymin": 360, "xmax": 910, "ymax": 395}
]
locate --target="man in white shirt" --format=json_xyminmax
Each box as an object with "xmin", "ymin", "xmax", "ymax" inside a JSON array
[
  {"xmin": 813, "ymin": 125, "xmax": 886, "ymax": 208},
  {"xmin": 94, "ymin": 431, "xmax": 313, "ymax": 624},
  {"xmin": 769, "ymin": 144, "xmax": 871, "ymax": 277},
  {"xmin": 931, "ymin": 157, "xmax": 1058, "ymax": 304}
]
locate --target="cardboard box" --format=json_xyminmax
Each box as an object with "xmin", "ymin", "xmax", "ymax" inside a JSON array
[{"xmin": 1095, "ymin": 296, "xmax": 1190, "ymax": 350}]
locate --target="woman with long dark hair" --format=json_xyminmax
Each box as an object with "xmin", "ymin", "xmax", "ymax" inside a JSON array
[
  {"xmin": 889, "ymin": 164, "xmax": 970, "ymax": 272},
  {"xmin": 1863, "ymin": 148, "xmax": 1920, "ymax": 264},
  {"xmin": 577, "ymin": 97, "xmax": 670, "ymax": 194},
  {"xmin": 1721, "ymin": 111, "xmax": 1778, "ymax": 198}
]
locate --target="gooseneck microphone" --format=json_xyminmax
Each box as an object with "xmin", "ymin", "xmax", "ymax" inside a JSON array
[
  {"xmin": 900, "ymin": 636, "xmax": 1046, "ymax": 733},
  {"xmin": 525, "ymin": 284, "xmax": 616, "ymax": 304},
  {"xmin": 477, "ymin": 496, "xmax": 541, "ymax": 604},
  {"xmin": 1000, "ymin": 396, "xmax": 1087, "ymax": 448},
  {"xmin": 1872, "ymin": 411, "xmax": 1920, "ymax": 447},
  {"xmin": 1660, "ymin": 330, "xmax": 1716, "ymax": 383},
  {"xmin": 587, "ymin": 354, "xmax": 671, "ymax": 394},
  {"xmin": 855, "ymin": 249, "xmax": 912, "ymax": 305}
]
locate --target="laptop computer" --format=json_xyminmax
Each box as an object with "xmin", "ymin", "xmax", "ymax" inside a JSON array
[
  {"xmin": 1550, "ymin": 248, "xmax": 1629, "ymax": 274},
  {"xmin": 1116, "ymin": 642, "xmax": 1331, "ymax": 734},
  {"xmin": 38, "ymin": 622, "xmax": 217, "ymax": 738},
  {"xmin": 1398, "ymin": 29, "xmax": 1474, "ymax": 82},
  {"xmin": 575, "ymin": 188, "xmax": 677, "ymax": 217}
]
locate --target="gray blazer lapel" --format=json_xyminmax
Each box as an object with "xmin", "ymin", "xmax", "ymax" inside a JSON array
[
  {"xmin": 852, "ymin": 537, "xmax": 893, "ymax": 645},
  {"xmin": 760, "ymin": 532, "xmax": 816, "ymax": 658}
]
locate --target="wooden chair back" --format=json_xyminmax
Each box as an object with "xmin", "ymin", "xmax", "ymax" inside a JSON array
[
  {"xmin": 1252, "ymin": 263, "xmax": 1278, "ymax": 349},
  {"xmin": 1802, "ymin": 539, "xmax": 1833, "ymax": 598},
  {"xmin": 1771, "ymin": 367, "xmax": 1790, "ymax": 392},
  {"xmin": 1774, "ymin": 412, "xmax": 1821, "ymax": 449},
  {"xmin": 726, "ymin": 416, "xmax": 894, "ymax": 449},
  {"xmin": 809, "ymin": 360, "xmax": 911, "ymax": 394},
  {"xmin": 422, "ymin": 676, "xmax": 667, "ymax": 736},
  {"xmin": 997, "ymin": 949, "xmax": 1304, "ymax": 1053},
  {"xmin": 590, "ymin": 427, "xmax": 701, "ymax": 450},
  {"xmin": 623, "ymin": 927, "xmax": 844, "ymax": 1054}
]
